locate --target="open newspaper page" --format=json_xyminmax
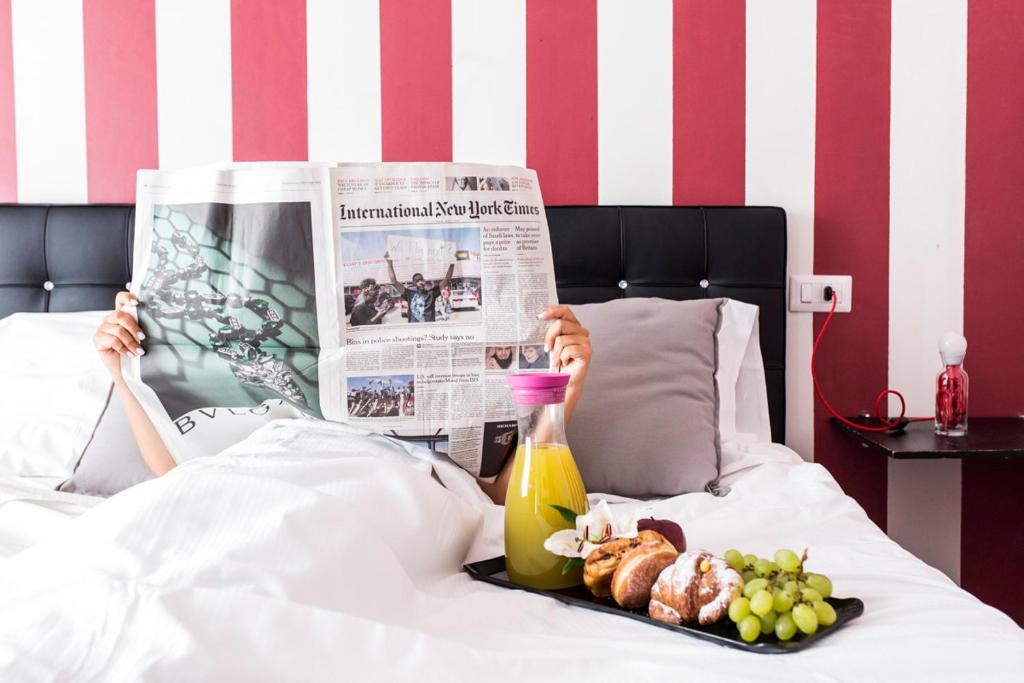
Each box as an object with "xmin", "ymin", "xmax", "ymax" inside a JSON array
[
  {"xmin": 124, "ymin": 165, "xmax": 338, "ymax": 463},
  {"xmin": 319, "ymin": 163, "xmax": 557, "ymax": 477},
  {"xmin": 123, "ymin": 163, "xmax": 557, "ymax": 477}
]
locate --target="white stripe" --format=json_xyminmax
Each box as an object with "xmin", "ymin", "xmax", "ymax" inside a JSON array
[
  {"xmin": 10, "ymin": 0, "xmax": 87, "ymax": 202},
  {"xmin": 307, "ymin": 0, "xmax": 381, "ymax": 162},
  {"xmin": 596, "ymin": 0, "xmax": 672, "ymax": 204},
  {"xmin": 451, "ymin": 0, "xmax": 525, "ymax": 166},
  {"xmin": 886, "ymin": 0, "xmax": 966, "ymax": 584},
  {"xmin": 155, "ymin": 0, "xmax": 232, "ymax": 169},
  {"xmin": 744, "ymin": 0, "xmax": 817, "ymax": 459}
]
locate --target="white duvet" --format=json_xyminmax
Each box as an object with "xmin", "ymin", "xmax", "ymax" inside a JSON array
[{"xmin": 0, "ymin": 420, "xmax": 1020, "ymax": 682}]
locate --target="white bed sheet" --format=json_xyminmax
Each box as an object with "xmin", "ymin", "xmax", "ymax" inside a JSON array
[
  {"xmin": 0, "ymin": 475, "xmax": 100, "ymax": 559},
  {"xmin": 0, "ymin": 420, "xmax": 1019, "ymax": 682}
]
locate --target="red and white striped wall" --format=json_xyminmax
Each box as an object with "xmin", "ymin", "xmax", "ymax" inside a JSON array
[{"xmin": 0, "ymin": 0, "xmax": 1021, "ymax": 622}]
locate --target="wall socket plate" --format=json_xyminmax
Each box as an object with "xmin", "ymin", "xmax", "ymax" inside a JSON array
[{"xmin": 789, "ymin": 274, "xmax": 853, "ymax": 313}]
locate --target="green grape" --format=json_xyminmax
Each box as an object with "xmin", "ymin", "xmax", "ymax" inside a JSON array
[
  {"xmin": 750, "ymin": 589, "xmax": 774, "ymax": 616},
  {"xmin": 792, "ymin": 603, "xmax": 819, "ymax": 635},
  {"xmin": 805, "ymin": 573, "xmax": 833, "ymax": 599},
  {"xmin": 774, "ymin": 548, "xmax": 802, "ymax": 573},
  {"xmin": 784, "ymin": 580, "xmax": 800, "ymax": 593},
  {"xmin": 753, "ymin": 558, "xmax": 773, "ymax": 578},
  {"xmin": 775, "ymin": 612, "xmax": 797, "ymax": 641},
  {"xmin": 773, "ymin": 586, "xmax": 794, "ymax": 601},
  {"xmin": 743, "ymin": 553, "xmax": 758, "ymax": 568},
  {"xmin": 800, "ymin": 587, "xmax": 823, "ymax": 604},
  {"xmin": 773, "ymin": 589, "xmax": 794, "ymax": 613},
  {"xmin": 728, "ymin": 596, "xmax": 751, "ymax": 623},
  {"xmin": 759, "ymin": 610, "xmax": 777, "ymax": 634},
  {"xmin": 742, "ymin": 570, "xmax": 757, "ymax": 583},
  {"xmin": 812, "ymin": 600, "xmax": 837, "ymax": 627},
  {"xmin": 724, "ymin": 549, "xmax": 745, "ymax": 572},
  {"xmin": 738, "ymin": 614, "xmax": 762, "ymax": 643},
  {"xmin": 742, "ymin": 578, "xmax": 769, "ymax": 599}
]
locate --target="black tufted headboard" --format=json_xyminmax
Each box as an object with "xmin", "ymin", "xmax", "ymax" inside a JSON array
[
  {"xmin": 0, "ymin": 203, "xmax": 786, "ymax": 441},
  {"xmin": 0, "ymin": 205, "xmax": 136, "ymax": 314}
]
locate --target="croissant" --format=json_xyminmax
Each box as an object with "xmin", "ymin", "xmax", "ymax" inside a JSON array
[
  {"xmin": 610, "ymin": 544, "xmax": 679, "ymax": 609},
  {"xmin": 583, "ymin": 530, "xmax": 672, "ymax": 598},
  {"xmin": 648, "ymin": 550, "xmax": 744, "ymax": 626}
]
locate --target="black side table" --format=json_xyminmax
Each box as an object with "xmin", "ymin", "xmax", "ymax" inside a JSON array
[{"xmin": 830, "ymin": 417, "xmax": 1024, "ymax": 459}]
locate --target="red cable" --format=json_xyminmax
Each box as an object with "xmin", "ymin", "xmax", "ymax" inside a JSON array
[{"xmin": 811, "ymin": 292, "xmax": 933, "ymax": 432}]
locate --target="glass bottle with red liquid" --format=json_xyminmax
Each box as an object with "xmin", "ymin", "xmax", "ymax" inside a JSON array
[{"xmin": 935, "ymin": 332, "xmax": 968, "ymax": 436}]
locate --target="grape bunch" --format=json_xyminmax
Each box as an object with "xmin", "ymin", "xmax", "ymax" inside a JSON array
[{"xmin": 723, "ymin": 548, "xmax": 836, "ymax": 643}]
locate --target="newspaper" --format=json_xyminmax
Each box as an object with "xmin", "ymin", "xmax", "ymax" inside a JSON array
[{"xmin": 123, "ymin": 163, "xmax": 557, "ymax": 477}]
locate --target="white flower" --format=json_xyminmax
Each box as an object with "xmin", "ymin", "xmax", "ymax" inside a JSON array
[{"xmin": 543, "ymin": 500, "xmax": 652, "ymax": 559}]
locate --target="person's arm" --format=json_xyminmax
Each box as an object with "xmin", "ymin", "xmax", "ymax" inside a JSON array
[
  {"xmin": 384, "ymin": 252, "xmax": 405, "ymax": 295},
  {"xmin": 93, "ymin": 292, "xmax": 177, "ymax": 476},
  {"xmin": 439, "ymin": 262, "xmax": 455, "ymax": 292},
  {"xmin": 478, "ymin": 305, "xmax": 591, "ymax": 504},
  {"xmin": 540, "ymin": 305, "xmax": 591, "ymax": 425},
  {"xmin": 114, "ymin": 378, "xmax": 176, "ymax": 476}
]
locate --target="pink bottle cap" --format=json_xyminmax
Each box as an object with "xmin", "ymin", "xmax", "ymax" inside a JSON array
[{"xmin": 506, "ymin": 373, "xmax": 570, "ymax": 405}]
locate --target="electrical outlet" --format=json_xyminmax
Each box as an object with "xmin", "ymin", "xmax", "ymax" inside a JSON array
[{"xmin": 788, "ymin": 275, "xmax": 853, "ymax": 313}]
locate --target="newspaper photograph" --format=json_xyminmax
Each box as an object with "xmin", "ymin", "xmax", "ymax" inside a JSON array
[
  {"xmin": 341, "ymin": 226, "xmax": 480, "ymax": 328},
  {"xmin": 123, "ymin": 162, "xmax": 558, "ymax": 476}
]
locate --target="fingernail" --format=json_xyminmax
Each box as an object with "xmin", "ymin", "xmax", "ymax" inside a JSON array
[
  {"xmin": 136, "ymin": 332, "xmax": 146, "ymax": 341},
  {"xmin": 544, "ymin": 344, "xmax": 550, "ymax": 353},
  {"xmin": 136, "ymin": 348, "xmax": 146, "ymax": 357},
  {"xmin": 124, "ymin": 299, "xmax": 138, "ymax": 307},
  {"xmin": 536, "ymin": 312, "xmax": 545, "ymax": 319}
]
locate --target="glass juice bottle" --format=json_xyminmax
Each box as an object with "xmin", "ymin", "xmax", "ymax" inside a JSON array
[
  {"xmin": 504, "ymin": 373, "xmax": 588, "ymax": 589},
  {"xmin": 935, "ymin": 332, "xmax": 969, "ymax": 436}
]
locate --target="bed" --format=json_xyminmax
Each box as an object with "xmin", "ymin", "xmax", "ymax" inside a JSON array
[{"xmin": 0, "ymin": 204, "xmax": 1020, "ymax": 681}]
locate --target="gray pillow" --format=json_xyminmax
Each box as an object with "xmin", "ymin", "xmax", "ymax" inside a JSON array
[
  {"xmin": 567, "ymin": 297, "xmax": 723, "ymax": 497},
  {"xmin": 58, "ymin": 385, "xmax": 154, "ymax": 496}
]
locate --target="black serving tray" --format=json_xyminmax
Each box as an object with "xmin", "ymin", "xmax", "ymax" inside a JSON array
[{"xmin": 464, "ymin": 556, "xmax": 863, "ymax": 654}]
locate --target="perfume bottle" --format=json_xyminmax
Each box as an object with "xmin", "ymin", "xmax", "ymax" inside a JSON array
[{"xmin": 935, "ymin": 332, "xmax": 968, "ymax": 436}]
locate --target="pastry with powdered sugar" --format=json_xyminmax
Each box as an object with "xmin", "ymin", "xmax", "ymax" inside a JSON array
[{"xmin": 648, "ymin": 550, "xmax": 744, "ymax": 626}]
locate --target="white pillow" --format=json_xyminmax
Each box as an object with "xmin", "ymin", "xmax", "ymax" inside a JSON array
[
  {"xmin": 0, "ymin": 312, "xmax": 112, "ymax": 477},
  {"xmin": 715, "ymin": 299, "xmax": 772, "ymax": 444}
]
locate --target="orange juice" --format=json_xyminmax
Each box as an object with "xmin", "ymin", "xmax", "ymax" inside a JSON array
[{"xmin": 504, "ymin": 442, "xmax": 588, "ymax": 589}]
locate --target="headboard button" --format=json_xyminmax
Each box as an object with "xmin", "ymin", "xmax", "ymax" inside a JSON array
[
  {"xmin": 617, "ymin": 280, "xmax": 628, "ymax": 290},
  {"xmin": 699, "ymin": 279, "xmax": 710, "ymax": 289},
  {"xmin": 42, "ymin": 281, "xmax": 55, "ymax": 291}
]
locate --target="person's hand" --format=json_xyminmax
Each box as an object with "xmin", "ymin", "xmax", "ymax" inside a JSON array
[
  {"xmin": 485, "ymin": 353, "xmax": 500, "ymax": 370},
  {"xmin": 93, "ymin": 291, "xmax": 145, "ymax": 380},
  {"xmin": 539, "ymin": 305, "xmax": 591, "ymax": 388}
]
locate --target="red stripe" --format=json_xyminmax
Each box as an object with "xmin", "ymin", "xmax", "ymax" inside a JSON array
[
  {"xmin": 82, "ymin": 0, "xmax": 157, "ymax": 203},
  {"xmin": 379, "ymin": 0, "xmax": 451, "ymax": 162},
  {"xmin": 672, "ymin": 0, "xmax": 745, "ymax": 205},
  {"xmin": 526, "ymin": 0, "xmax": 597, "ymax": 204},
  {"xmin": 231, "ymin": 0, "xmax": 308, "ymax": 161},
  {"xmin": 962, "ymin": 0, "xmax": 1024, "ymax": 625},
  {"xmin": 0, "ymin": 0, "xmax": 15, "ymax": 201},
  {"xmin": 812, "ymin": 0, "xmax": 891, "ymax": 530}
]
